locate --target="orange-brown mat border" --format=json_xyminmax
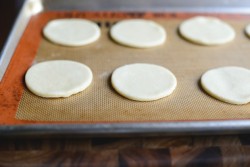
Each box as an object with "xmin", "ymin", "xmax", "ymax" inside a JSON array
[{"xmin": 1, "ymin": 11, "xmax": 250, "ymax": 125}]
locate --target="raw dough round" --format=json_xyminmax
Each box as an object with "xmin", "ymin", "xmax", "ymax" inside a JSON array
[
  {"xmin": 25, "ymin": 60, "xmax": 93, "ymax": 98},
  {"xmin": 201, "ymin": 66, "xmax": 250, "ymax": 105},
  {"xmin": 111, "ymin": 63, "xmax": 177, "ymax": 101},
  {"xmin": 110, "ymin": 19, "xmax": 166, "ymax": 48},
  {"xmin": 245, "ymin": 23, "xmax": 250, "ymax": 38},
  {"xmin": 43, "ymin": 19, "xmax": 100, "ymax": 46},
  {"xmin": 179, "ymin": 16, "xmax": 235, "ymax": 45}
]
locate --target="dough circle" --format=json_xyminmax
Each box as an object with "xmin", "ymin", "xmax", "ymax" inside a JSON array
[
  {"xmin": 43, "ymin": 19, "xmax": 100, "ymax": 46},
  {"xmin": 201, "ymin": 66, "xmax": 250, "ymax": 105},
  {"xmin": 110, "ymin": 19, "xmax": 166, "ymax": 48},
  {"xmin": 111, "ymin": 63, "xmax": 177, "ymax": 101},
  {"xmin": 245, "ymin": 23, "xmax": 250, "ymax": 38},
  {"xmin": 179, "ymin": 16, "xmax": 235, "ymax": 45},
  {"xmin": 25, "ymin": 60, "xmax": 93, "ymax": 98}
]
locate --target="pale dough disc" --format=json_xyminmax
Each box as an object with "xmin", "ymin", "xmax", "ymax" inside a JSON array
[
  {"xmin": 110, "ymin": 19, "xmax": 166, "ymax": 48},
  {"xmin": 25, "ymin": 60, "xmax": 93, "ymax": 98},
  {"xmin": 245, "ymin": 23, "xmax": 250, "ymax": 38},
  {"xmin": 201, "ymin": 66, "xmax": 250, "ymax": 105},
  {"xmin": 43, "ymin": 19, "xmax": 100, "ymax": 46},
  {"xmin": 179, "ymin": 16, "xmax": 235, "ymax": 45},
  {"xmin": 111, "ymin": 63, "xmax": 177, "ymax": 101}
]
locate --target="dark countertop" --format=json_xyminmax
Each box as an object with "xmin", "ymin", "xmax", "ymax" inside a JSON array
[
  {"xmin": 1, "ymin": 135, "xmax": 250, "ymax": 166},
  {"xmin": 1, "ymin": 1, "xmax": 250, "ymax": 167}
]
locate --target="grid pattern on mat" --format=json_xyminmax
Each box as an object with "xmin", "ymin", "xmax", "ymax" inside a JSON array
[{"xmin": 16, "ymin": 18, "xmax": 250, "ymax": 122}]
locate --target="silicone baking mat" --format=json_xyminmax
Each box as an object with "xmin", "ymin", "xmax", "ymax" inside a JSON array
[{"xmin": 1, "ymin": 12, "xmax": 250, "ymax": 124}]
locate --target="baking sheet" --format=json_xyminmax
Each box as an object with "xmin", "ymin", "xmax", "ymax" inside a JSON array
[
  {"xmin": 2, "ymin": 0, "xmax": 250, "ymax": 135},
  {"xmin": 13, "ymin": 12, "xmax": 250, "ymax": 122}
]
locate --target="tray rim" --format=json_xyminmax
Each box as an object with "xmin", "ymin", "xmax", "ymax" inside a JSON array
[
  {"xmin": 2, "ymin": 0, "xmax": 250, "ymax": 136},
  {"xmin": 1, "ymin": 120, "xmax": 250, "ymax": 136}
]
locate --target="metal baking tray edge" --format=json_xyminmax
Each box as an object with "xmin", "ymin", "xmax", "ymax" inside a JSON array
[
  {"xmin": 1, "ymin": 120, "xmax": 250, "ymax": 137},
  {"xmin": 1, "ymin": 0, "xmax": 250, "ymax": 136}
]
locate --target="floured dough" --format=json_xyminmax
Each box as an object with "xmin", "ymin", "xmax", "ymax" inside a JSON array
[
  {"xmin": 201, "ymin": 66, "xmax": 250, "ymax": 105},
  {"xmin": 43, "ymin": 19, "xmax": 100, "ymax": 46},
  {"xmin": 179, "ymin": 16, "xmax": 235, "ymax": 45},
  {"xmin": 111, "ymin": 63, "xmax": 177, "ymax": 101},
  {"xmin": 245, "ymin": 23, "xmax": 250, "ymax": 38},
  {"xmin": 110, "ymin": 19, "xmax": 166, "ymax": 48},
  {"xmin": 25, "ymin": 60, "xmax": 93, "ymax": 98}
]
